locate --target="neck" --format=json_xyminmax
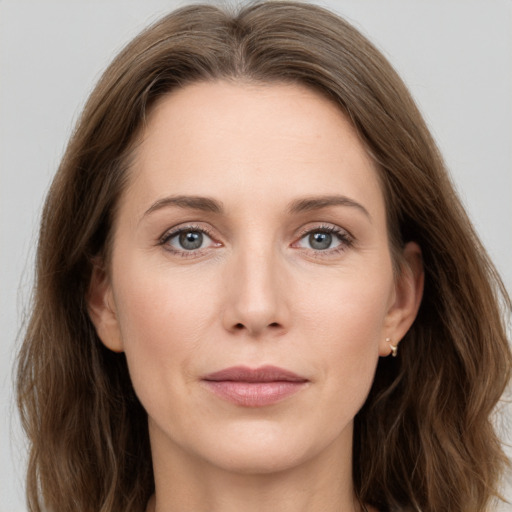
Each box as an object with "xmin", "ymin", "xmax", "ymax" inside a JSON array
[{"xmin": 148, "ymin": 420, "xmax": 363, "ymax": 512}]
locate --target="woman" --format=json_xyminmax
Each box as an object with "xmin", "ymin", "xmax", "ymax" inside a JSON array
[{"xmin": 16, "ymin": 2, "xmax": 511, "ymax": 511}]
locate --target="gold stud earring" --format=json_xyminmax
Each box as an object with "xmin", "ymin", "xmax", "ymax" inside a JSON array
[{"xmin": 386, "ymin": 337, "xmax": 398, "ymax": 357}]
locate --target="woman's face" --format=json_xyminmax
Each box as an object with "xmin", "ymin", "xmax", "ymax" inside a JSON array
[{"xmin": 89, "ymin": 81, "xmax": 421, "ymax": 475}]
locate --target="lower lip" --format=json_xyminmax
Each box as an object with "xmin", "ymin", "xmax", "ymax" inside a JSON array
[{"xmin": 203, "ymin": 381, "xmax": 307, "ymax": 407}]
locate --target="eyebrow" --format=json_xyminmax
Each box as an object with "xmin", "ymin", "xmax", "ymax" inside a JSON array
[
  {"xmin": 143, "ymin": 194, "xmax": 371, "ymax": 220},
  {"xmin": 287, "ymin": 195, "xmax": 371, "ymax": 220},
  {"xmin": 144, "ymin": 195, "xmax": 224, "ymax": 217}
]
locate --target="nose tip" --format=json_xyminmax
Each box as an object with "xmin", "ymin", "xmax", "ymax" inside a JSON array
[
  {"xmin": 222, "ymin": 253, "xmax": 289, "ymax": 338},
  {"xmin": 227, "ymin": 304, "xmax": 286, "ymax": 337}
]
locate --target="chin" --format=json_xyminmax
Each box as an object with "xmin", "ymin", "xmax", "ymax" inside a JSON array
[
  {"xmin": 206, "ymin": 442, "xmax": 312, "ymax": 475},
  {"xmin": 187, "ymin": 419, "xmax": 348, "ymax": 476}
]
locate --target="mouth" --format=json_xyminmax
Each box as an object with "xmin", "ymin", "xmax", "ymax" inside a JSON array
[{"xmin": 201, "ymin": 365, "xmax": 309, "ymax": 407}]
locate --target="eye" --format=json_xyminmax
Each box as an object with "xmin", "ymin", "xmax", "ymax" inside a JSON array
[
  {"xmin": 175, "ymin": 230, "xmax": 208, "ymax": 250},
  {"xmin": 294, "ymin": 226, "xmax": 352, "ymax": 253},
  {"xmin": 160, "ymin": 226, "xmax": 219, "ymax": 254},
  {"xmin": 305, "ymin": 231, "xmax": 336, "ymax": 250}
]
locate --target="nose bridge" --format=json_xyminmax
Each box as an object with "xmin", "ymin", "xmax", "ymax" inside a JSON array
[{"xmin": 223, "ymin": 234, "xmax": 287, "ymax": 336}]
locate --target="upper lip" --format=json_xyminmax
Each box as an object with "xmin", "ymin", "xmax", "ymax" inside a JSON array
[{"xmin": 203, "ymin": 365, "xmax": 308, "ymax": 383}]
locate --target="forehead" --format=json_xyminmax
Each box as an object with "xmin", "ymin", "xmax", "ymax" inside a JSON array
[{"xmin": 122, "ymin": 80, "xmax": 384, "ymax": 222}]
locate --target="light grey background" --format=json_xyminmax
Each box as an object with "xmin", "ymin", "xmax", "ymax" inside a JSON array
[{"xmin": 1, "ymin": 1, "xmax": 511, "ymax": 510}]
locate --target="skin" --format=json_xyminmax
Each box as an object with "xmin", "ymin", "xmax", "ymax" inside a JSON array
[{"xmin": 88, "ymin": 81, "xmax": 423, "ymax": 512}]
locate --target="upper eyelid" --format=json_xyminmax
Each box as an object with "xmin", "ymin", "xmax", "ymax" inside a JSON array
[
  {"xmin": 159, "ymin": 223, "xmax": 216, "ymax": 241},
  {"xmin": 158, "ymin": 222, "xmax": 354, "ymax": 248},
  {"xmin": 160, "ymin": 222, "xmax": 348, "ymax": 236},
  {"xmin": 295, "ymin": 222, "xmax": 353, "ymax": 239}
]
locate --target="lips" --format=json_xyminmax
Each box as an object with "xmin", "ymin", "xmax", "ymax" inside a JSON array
[
  {"xmin": 203, "ymin": 365, "xmax": 307, "ymax": 383},
  {"xmin": 202, "ymin": 365, "xmax": 308, "ymax": 407}
]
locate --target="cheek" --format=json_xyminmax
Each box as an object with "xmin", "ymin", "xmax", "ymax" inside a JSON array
[
  {"xmin": 114, "ymin": 254, "xmax": 217, "ymax": 338},
  {"xmin": 297, "ymin": 265, "xmax": 392, "ymax": 347},
  {"xmin": 295, "ymin": 266, "xmax": 393, "ymax": 396},
  {"xmin": 111, "ymin": 260, "xmax": 220, "ymax": 401}
]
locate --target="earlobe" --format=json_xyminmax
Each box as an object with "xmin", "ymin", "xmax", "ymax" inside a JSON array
[
  {"xmin": 87, "ymin": 263, "xmax": 124, "ymax": 353},
  {"xmin": 380, "ymin": 242, "xmax": 424, "ymax": 357}
]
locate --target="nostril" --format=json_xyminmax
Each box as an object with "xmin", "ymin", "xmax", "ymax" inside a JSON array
[{"xmin": 233, "ymin": 322, "xmax": 280, "ymax": 331}]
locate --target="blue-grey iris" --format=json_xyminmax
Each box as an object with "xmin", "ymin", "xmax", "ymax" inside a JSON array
[
  {"xmin": 179, "ymin": 231, "xmax": 203, "ymax": 250},
  {"xmin": 309, "ymin": 232, "xmax": 332, "ymax": 250}
]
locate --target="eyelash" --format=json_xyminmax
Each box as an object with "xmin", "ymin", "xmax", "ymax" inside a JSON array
[
  {"xmin": 294, "ymin": 224, "xmax": 354, "ymax": 256},
  {"xmin": 158, "ymin": 223, "xmax": 354, "ymax": 258},
  {"xmin": 159, "ymin": 224, "xmax": 218, "ymax": 258}
]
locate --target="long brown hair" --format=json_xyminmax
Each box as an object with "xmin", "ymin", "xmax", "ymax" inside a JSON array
[{"xmin": 16, "ymin": 2, "xmax": 511, "ymax": 511}]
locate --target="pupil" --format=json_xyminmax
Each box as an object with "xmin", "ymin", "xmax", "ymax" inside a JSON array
[
  {"xmin": 179, "ymin": 231, "xmax": 203, "ymax": 250},
  {"xmin": 309, "ymin": 232, "xmax": 332, "ymax": 250}
]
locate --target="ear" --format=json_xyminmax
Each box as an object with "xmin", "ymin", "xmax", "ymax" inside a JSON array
[
  {"xmin": 87, "ymin": 262, "xmax": 124, "ymax": 353},
  {"xmin": 379, "ymin": 242, "xmax": 424, "ymax": 357}
]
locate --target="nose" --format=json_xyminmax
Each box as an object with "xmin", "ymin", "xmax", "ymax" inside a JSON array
[{"xmin": 221, "ymin": 244, "xmax": 290, "ymax": 338}]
